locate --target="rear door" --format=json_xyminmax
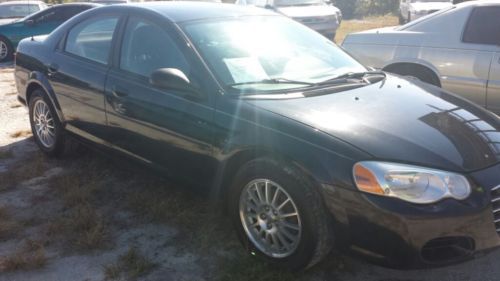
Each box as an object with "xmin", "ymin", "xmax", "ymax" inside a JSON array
[
  {"xmin": 104, "ymin": 14, "xmax": 217, "ymax": 183},
  {"xmin": 48, "ymin": 13, "xmax": 122, "ymax": 141},
  {"xmin": 462, "ymin": 7, "xmax": 500, "ymax": 113}
]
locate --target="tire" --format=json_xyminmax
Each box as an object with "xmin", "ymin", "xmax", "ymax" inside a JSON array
[
  {"xmin": 29, "ymin": 89, "xmax": 66, "ymax": 157},
  {"xmin": 228, "ymin": 158, "xmax": 333, "ymax": 270},
  {"xmin": 0, "ymin": 36, "xmax": 13, "ymax": 63},
  {"xmin": 385, "ymin": 64, "xmax": 441, "ymax": 87}
]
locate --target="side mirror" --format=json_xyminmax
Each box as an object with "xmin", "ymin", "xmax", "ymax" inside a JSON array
[
  {"xmin": 150, "ymin": 68, "xmax": 196, "ymax": 93},
  {"xmin": 25, "ymin": 19, "xmax": 35, "ymax": 26}
]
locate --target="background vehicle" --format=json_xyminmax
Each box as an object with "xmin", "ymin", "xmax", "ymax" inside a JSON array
[
  {"xmin": 14, "ymin": 2, "xmax": 500, "ymax": 270},
  {"xmin": 399, "ymin": 0, "xmax": 453, "ymax": 23},
  {"xmin": 0, "ymin": 3, "xmax": 99, "ymax": 62},
  {"xmin": 235, "ymin": 0, "xmax": 342, "ymax": 40},
  {"xmin": 90, "ymin": 0, "xmax": 129, "ymax": 5},
  {"xmin": 342, "ymin": 1, "xmax": 500, "ymax": 113},
  {"xmin": 0, "ymin": 1, "xmax": 47, "ymax": 25}
]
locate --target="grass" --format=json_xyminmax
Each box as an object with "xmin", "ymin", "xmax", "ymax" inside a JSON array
[
  {"xmin": 104, "ymin": 247, "xmax": 155, "ymax": 280},
  {"xmin": 0, "ymin": 239, "xmax": 47, "ymax": 272},
  {"xmin": 0, "ymin": 206, "xmax": 21, "ymax": 241},
  {"xmin": 0, "ymin": 149, "xmax": 13, "ymax": 160},
  {"xmin": 9, "ymin": 130, "xmax": 32, "ymax": 139},
  {"xmin": 335, "ymin": 15, "xmax": 399, "ymax": 44},
  {"xmin": 0, "ymin": 152, "xmax": 47, "ymax": 191},
  {"xmin": 45, "ymin": 158, "xmax": 113, "ymax": 251}
]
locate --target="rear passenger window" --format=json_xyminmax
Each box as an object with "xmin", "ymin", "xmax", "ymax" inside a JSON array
[
  {"xmin": 119, "ymin": 16, "xmax": 189, "ymax": 77},
  {"xmin": 65, "ymin": 17, "xmax": 118, "ymax": 64},
  {"xmin": 463, "ymin": 7, "xmax": 500, "ymax": 45}
]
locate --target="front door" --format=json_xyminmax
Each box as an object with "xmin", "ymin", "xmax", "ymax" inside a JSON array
[{"xmin": 104, "ymin": 15, "xmax": 217, "ymax": 183}]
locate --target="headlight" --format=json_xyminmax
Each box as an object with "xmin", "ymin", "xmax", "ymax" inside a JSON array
[{"xmin": 353, "ymin": 162, "xmax": 471, "ymax": 204}]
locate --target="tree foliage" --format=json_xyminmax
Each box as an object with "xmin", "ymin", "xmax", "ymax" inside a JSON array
[{"xmin": 334, "ymin": 0, "xmax": 400, "ymax": 19}]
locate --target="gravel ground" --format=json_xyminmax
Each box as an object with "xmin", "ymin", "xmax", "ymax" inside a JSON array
[{"xmin": 1, "ymin": 62, "xmax": 500, "ymax": 281}]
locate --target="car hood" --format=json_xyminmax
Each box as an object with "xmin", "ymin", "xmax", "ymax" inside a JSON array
[
  {"xmin": 245, "ymin": 75, "xmax": 500, "ymax": 172},
  {"xmin": 276, "ymin": 4, "xmax": 337, "ymax": 18},
  {"xmin": 410, "ymin": 2, "xmax": 453, "ymax": 12}
]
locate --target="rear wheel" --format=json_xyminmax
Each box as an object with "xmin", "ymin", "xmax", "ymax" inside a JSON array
[
  {"xmin": 29, "ymin": 89, "xmax": 66, "ymax": 157},
  {"xmin": 0, "ymin": 36, "xmax": 13, "ymax": 62},
  {"xmin": 229, "ymin": 158, "xmax": 333, "ymax": 270}
]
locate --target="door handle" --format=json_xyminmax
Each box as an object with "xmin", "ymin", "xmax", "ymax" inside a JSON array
[{"xmin": 47, "ymin": 63, "xmax": 59, "ymax": 76}]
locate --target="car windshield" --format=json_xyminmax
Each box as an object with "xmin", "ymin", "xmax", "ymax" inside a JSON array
[
  {"xmin": 183, "ymin": 16, "xmax": 366, "ymax": 93},
  {"xmin": 0, "ymin": 4, "xmax": 39, "ymax": 19}
]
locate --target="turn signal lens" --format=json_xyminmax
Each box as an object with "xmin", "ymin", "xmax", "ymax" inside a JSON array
[
  {"xmin": 353, "ymin": 164, "xmax": 385, "ymax": 195},
  {"xmin": 352, "ymin": 162, "xmax": 471, "ymax": 204}
]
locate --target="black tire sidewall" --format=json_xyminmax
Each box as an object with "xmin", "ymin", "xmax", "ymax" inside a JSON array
[
  {"xmin": 28, "ymin": 90, "xmax": 64, "ymax": 156},
  {"xmin": 228, "ymin": 158, "xmax": 326, "ymax": 270},
  {"xmin": 0, "ymin": 36, "xmax": 13, "ymax": 63}
]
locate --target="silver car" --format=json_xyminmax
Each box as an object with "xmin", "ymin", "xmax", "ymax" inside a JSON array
[
  {"xmin": 235, "ymin": 0, "xmax": 342, "ymax": 39},
  {"xmin": 399, "ymin": 0, "xmax": 453, "ymax": 24},
  {"xmin": 342, "ymin": 0, "xmax": 500, "ymax": 114}
]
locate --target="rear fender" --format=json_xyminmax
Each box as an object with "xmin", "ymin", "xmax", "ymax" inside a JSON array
[{"xmin": 26, "ymin": 71, "xmax": 65, "ymax": 123}]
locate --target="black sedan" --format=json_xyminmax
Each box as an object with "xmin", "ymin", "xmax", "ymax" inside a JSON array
[{"xmin": 14, "ymin": 2, "xmax": 500, "ymax": 270}]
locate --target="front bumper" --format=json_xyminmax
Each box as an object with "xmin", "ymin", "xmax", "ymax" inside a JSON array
[{"xmin": 322, "ymin": 163, "xmax": 500, "ymax": 269}]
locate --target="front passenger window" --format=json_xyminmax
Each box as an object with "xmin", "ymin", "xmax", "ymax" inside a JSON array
[
  {"xmin": 65, "ymin": 17, "xmax": 119, "ymax": 64},
  {"xmin": 120, "ymin": 17, "xmax": 190, "ymax": 78}
]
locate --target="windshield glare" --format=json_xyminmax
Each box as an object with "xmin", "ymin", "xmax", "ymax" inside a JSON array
[
  {"xmin": 0, "ymin": 4, "xmax": 39, "ymax": 19},
  {"xmin": 183, "ymin": 16, "xmax": 365, "ymax": 93}
]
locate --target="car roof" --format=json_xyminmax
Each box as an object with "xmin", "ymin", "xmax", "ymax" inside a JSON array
[
  {"xmin": 0, "ymin": 0, "xmax": 45, "ymax": 5},
  {"xmin": 115, "ymin": 2, "xmax": 274, "ymax": 23}
]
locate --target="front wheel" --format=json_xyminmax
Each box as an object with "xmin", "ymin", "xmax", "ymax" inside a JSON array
[
  {"xmin": 229, "ymin": 158, "xmax": 333, "ymax": 270},
  {"xmin": 0, "ymin": 36, "xmax": 13, "ymax": 62}
]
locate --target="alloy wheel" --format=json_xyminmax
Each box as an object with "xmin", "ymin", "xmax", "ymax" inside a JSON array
[
  {"xmin": 239, "ymin": 179, "xmax": 302, "ymax": 258},
  {"xmin": 33, "ymin": 99, "xmax": 56, "ymax": 148}
]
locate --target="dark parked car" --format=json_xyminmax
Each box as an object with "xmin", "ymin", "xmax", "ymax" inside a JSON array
[
  {"xmin": 0, "ymin": 3, "xmax": 99, "ymax": 62},
  {"xmin": 14, "ymin": 2, "xmax": 500, "ymax": 270}
]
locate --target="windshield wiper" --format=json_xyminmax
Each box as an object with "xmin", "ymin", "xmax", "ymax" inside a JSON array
[
  {"xmin": 228, "ymin": 78, "xmax": 315, "ymax": 87},
  {"xmin": 317, "ymin": 71, "xmax": 386, "ymax": 86}
]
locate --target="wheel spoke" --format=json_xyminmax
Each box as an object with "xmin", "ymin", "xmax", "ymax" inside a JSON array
[
  {"xmin": 247, "ymin": 189, "xmax": 259, "ymax": 205},
  {"xmin": 280, "ymin": 212, "xmax": 298, "ymax": 219},
  {"xmin": 281, "ymin": 221, "xmax": 300, "ymax": 231},
  {"xmin": 271, "ymin": 187, "xmax": 280, "ymax": 207},
  {"xmin": 255, "ymin": 183, "xmax": 264, "ymax": 204},
  {"xmin": 265, "ymin": 181, "xmax": 270, "ymax": 204},
  {"xmin": 277, "ymin": 198, "xmax": 290, "ymax": 210}
]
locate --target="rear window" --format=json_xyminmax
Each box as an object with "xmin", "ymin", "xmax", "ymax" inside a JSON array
[
  {"xmin": 463, "ymin": 7, "xmax": 500, "ymax": 45},
  {"xmin": 0, "ymin": 4, "xmax": 39, "ymax": 19}
]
